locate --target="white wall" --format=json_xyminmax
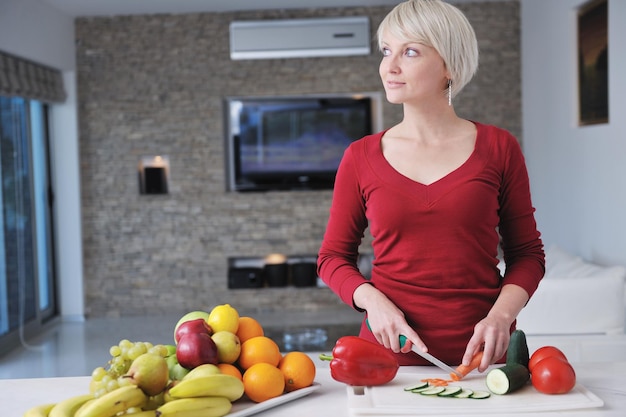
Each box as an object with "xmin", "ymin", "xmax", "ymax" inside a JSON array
[
  {"xmin": 0, "ymin": 0, "xmax": 84, "ymax": 319},
  {"xmin": 521, "ymin": 0, "xmax": 626, "ymax": 267}
]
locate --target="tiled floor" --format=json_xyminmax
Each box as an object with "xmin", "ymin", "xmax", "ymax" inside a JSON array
[{"xmin": 0, "ymin": 308, "xmax": 363, "ymax": 380}]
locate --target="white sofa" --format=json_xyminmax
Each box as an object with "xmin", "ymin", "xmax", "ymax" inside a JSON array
[{"xmin": 501, "ymin": 245, "xmax": 626, "ymax": 362}]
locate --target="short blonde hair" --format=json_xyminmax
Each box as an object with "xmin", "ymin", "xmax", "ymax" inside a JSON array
[{"xmin": 377, "ymin": 0, "xmax": 479, "ymax": 98}]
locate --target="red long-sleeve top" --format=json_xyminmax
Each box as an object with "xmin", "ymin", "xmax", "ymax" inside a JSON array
[{"xmin": 317, "ymin": 122, "xmax": 545, "ymax": 366}]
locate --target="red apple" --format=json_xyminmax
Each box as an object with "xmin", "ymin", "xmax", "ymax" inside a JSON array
[
  {"xmin": 176, "ymin": 333, "xmax": 219, "ymax": 369},
  {"xmin": 174, "ymin": 318, "xmax": 213, "ymax": 344}
]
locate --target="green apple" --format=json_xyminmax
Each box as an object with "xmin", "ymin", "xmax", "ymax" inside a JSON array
[
  {"xmin": 173, "ymin": 311, "xmax": 210, "ymax": 342},
  {"xmin": 165, "ymin": 354, "xmax": 190, "ymax": 381},
  {"xmin": 164, "ymin": 344, "xmax": 177, "ymax": 356},
  {"xmin": 211, "ymin": 331, "xmax": 241, "ymax": 364}
]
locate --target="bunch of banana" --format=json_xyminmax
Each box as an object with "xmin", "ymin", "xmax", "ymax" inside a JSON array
[
  {"xmin": 74, "ymin": 385, "xmax": 147, "ymax": 417},
  {"xmin": 24, "ymin": 385, "xmax": 148, "ymax": 417},
  {"xmin": 158, "ymin": 373, "xmax": 245, "ymax": 417},
  {"xmin": 23, "ymin": 393, "xmax": 93, "ymax": 417}
]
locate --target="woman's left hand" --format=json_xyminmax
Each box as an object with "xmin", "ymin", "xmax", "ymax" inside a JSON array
[
  {"xmin": 462, "ymin": 284, "xmax": 530, "ymax": 372},
  {"xmin": 463, "ymin": 315, "xmax": 511, "ymax": 372}
]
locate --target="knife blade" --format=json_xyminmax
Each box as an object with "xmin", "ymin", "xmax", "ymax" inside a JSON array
[
  {"xmin": 365, "ymin": 319, "xmax": 462, "ymax": 378},
  {"xmin": 398, "ymin": 334, "xmax": 463, "ymax": 378}
]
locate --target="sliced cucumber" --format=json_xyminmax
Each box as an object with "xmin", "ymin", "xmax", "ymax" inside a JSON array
[
  {"xmin": 419, "ymin": 386, "xmax": 446, "ymax": 395},
  {"xmin": 469, "ymin": 390, "xmax": 491, "ymax": 399},
  {"xmin": 437, "ymin": 386, "xmax": 462, "ymax": 397},
  {"xmin": 403, "ymin": 382, "xmax": 429, "ymax": 391},
  {"xmin": 454, "ymin": 389, "xmax": 474, "ymax": 399},
  {"xmin": 410, "ymin": 385, "xmax": 434, "ymax": 393},
  {"xmin": 486, "ymin": 363, "xmax": 530, "ymax": 395}
]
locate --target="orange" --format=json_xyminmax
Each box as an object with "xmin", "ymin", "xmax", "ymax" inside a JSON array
[
  {"xmin": 238, "ymin": 336, "xmax": 282, "ymax": 370},
  {"xmin": 243, "ymin": 362, "xmax": 285, "ymax": 403},
  {"xmin": 236, "ymin": 316, "xmax": 264, "ymax": 343},
  {"xmin": 217, "ymin": 363, "xmax": 243, "ymax": 381},
  {"xmin": 278, "ymin": 351, "xmax": 316, "ymax": 392}
]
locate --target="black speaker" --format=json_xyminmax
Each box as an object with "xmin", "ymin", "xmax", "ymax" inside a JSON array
[
  {"xmin": 291, "ymin": 262, "xmax": 317, "ymax": 287},
  {"xmin": 228, "ymin": 267, "xmax": 263, "ymax": 289}
]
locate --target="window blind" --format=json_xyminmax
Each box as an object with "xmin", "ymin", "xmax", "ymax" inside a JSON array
[{"xmin": 0, "ymin": 50, "xmax": 66, "ymax": 103}]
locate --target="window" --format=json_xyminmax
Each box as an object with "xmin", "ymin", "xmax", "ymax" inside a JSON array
[{"xmin": 0, "ymin": 95, "xmax": 56, "ymax": 356}]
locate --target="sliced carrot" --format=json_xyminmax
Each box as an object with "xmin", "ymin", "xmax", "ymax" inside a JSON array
[
  {"xmin": 450, "ymin": 351, "xmax": 484, "ymax": 381},
  {"xmin": 420, "ymin": 378, "xmax": 451, "ymax": 386}
]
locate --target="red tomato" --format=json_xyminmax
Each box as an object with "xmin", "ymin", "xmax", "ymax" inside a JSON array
[
  {"xmin": 531, "ymin": 356, "xmax": 576, "ymax": 394},
  {"xmin": 528, "ymin": 346, "xmax": 568, "ymax": 372}
]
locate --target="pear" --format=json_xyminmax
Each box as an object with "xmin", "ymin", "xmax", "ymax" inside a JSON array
[
  {"xmin": 126, "ymin": 353, "xmax": 169, "ymax": 396},
  {"xmin": 211, "ymin": 331, "xmax": 241, "ymax": 364}
]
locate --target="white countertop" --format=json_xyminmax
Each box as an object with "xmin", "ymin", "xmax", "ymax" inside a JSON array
[{"xmin": 3, "ymin": 355, "xmax": 625, "ymax": 417}]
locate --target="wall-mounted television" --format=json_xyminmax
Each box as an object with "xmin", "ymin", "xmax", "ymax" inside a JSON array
[{"xmin": 224, "ymin": 93, "xmax": 382, "ymax": 192}]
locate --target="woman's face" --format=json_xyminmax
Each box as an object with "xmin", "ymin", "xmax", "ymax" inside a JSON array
[{"xmin": 378, "ymin": 31, "xmax": 449, "ymax": 106}]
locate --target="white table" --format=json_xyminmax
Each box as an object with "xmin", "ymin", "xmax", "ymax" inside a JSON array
[{"xmin": 3, "ymin": 356, "xmax": 625, "ymax": 417}]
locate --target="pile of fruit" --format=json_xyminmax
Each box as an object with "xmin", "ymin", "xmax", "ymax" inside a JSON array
[{"xmin": 24, "ymin": 304, "xmax": 317, "ymax": 417}]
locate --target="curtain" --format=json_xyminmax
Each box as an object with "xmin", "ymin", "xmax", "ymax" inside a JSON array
[{"xmin": 0, "ymin": 50, "xmax": 66, "ymax": 103}]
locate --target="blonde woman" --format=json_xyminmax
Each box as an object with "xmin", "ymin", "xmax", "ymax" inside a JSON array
[{"xmin": 318, "ymin": 0, "xmax": 544, "ymax": 371}]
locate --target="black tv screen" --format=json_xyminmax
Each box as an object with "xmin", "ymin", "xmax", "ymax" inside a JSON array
[{"xmin": 224, "ymin": 94, "xmax": 377, "ymax": 191}]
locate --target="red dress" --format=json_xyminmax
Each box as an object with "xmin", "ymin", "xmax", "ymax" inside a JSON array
[{"xmin": 317, "ymin": 122, "xmax": 545, "ymax": 366}]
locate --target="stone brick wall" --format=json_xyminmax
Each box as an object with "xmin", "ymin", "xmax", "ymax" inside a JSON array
[{"xmin": 75, "ymin": 1, "xmax": 520, "ymax": 318}]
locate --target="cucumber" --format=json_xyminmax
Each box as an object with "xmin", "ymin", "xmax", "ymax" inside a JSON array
[
  {"xmin": 454, "ymin": 389, "xmax": 474, "ymax": 398},
  {"xmin": 404, "ymin": 382, "xmax": 429, "ymax": 392},
  {"xmin": 469, "ymin": 390, "xmax": 491, "ymax": 399},
  {"xmin": 419, "ymin": 386, "xmax": 446, "ymax": 395},
  {"xmin": 438, "ymin": 386, "xmax": 462, "ymax": 397},
  {"xmin": 486, "ymin": 363, "xmax": 531, "ymax": 395},
  {"xmin": 506, "ymin": 329, "xmax": 530, "ymax": 368},
  {"xmin": 410, "ymin": 385, "xmax": 435, "ymax": 393}
]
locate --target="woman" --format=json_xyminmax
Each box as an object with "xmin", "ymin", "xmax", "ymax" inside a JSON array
[{"xmin": 317, "ymin": 0, "xmax": 544, "ymax": 372}]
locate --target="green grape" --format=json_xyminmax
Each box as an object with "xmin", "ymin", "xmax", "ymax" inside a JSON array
[
  {"xmin": 106, "ymin": 378, "xmax": 119, "ymax": 392},
  {"xmin": 119, "ymin": 339, "xmax": 133, "ymax": 349},
  {"xmin": 94, "ymin": 387, "xmax": 107, "ymax": 398},
  {"xmin": 126, "ymin": 346, "xmax": 141, "ymax": 361},
  {"xmin": 109, "ymin": 345, "xmax": 122, "ymax": 357},
  {"xmin": 90, "ymin": 339, "xmax": 170, "ymax": 400},
  {"xmin": 156, "ymin": 344, "xmax": 169, "ymax": 357},
  {"xmin": 148, "ymin": 344, "xmax": 167, "ymax": 357},
  {"xmin": 91, "ymin": 366, "xmax": 107, "ymax": 381},
  {"xmin": 135, "ymin": 342, "xmax": 148, "ymax": 355}
]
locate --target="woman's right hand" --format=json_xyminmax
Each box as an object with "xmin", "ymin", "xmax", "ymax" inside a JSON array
[{"xmin": 353, "ymin": 283, "xmax": 427, "ymax": 354}]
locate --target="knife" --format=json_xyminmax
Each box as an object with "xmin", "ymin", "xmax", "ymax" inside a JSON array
[{"xmin": 365, "ymin": 319, "xmax": 463, "ymax": 378}]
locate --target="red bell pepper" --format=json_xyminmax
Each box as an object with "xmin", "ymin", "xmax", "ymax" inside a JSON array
[{"xmin": 320, "ymin": 335, "xmax": 399, "ymax": 386}]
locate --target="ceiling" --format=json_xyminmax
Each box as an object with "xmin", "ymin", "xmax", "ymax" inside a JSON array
[{"xmin": 38, "ymin": 0, "xmax": 404, "ymax": 17}]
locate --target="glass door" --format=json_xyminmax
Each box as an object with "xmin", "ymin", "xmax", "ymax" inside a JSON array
[{"xmin": 0, "ymin": 96, "xmax": 57, "ymax": 355}]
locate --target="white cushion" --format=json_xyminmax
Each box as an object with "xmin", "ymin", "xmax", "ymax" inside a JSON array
[{"xmin": 511, "ymin": 246, "xmax": 626, "ymax": 335}]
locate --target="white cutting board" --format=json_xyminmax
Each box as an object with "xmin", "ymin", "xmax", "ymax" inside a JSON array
[{"xmin": 347, "ymin": 368, "xmax": 603, "ymax": 415}]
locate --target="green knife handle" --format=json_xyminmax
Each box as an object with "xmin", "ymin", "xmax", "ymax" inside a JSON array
[{"xmin": 365, "ymin": 318, "xmax": 409, "ymax": 347}]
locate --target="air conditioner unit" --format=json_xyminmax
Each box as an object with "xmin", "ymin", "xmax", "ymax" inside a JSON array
[{"xmin": 229, "ymin": 16, "xmax": 371, "ymax": 60}]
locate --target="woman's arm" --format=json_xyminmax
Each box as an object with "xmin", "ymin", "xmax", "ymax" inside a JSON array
[{"xmin": 462, "ymin": 283, "xmax": 529, "ymax": 372}]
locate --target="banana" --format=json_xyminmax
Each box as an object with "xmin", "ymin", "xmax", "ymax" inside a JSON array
[
  {"xmin": 47, "ymin": 394, "xmax": 93, "ymax": 417},
  {"xmin": 156, "ymin": 396, "xmax": 232, "ymax": 417},
  {"xmin": 23, "ymin": 403, "xmax": 56, "ymax": 417},
  {"xmin": 119, "ymin": 411, "xmax": 156, "ymax": 417},
  {"xmin": 74, "ymin": 385, "xmax": 147, "ymax": 417},
  {"xmin": 167, "ymin": 374, "xmax": 244, "ymax": 402}
]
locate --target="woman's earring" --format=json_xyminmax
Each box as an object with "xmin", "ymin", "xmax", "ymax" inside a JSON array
[{"xmin": 447, "ymin": 79, "xmax": 452, "ymax": 106}]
